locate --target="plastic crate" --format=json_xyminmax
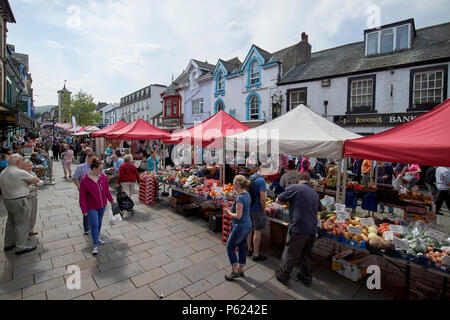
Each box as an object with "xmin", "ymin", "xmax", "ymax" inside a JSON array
[{"xmin": 320, "ymin": 229, "xmax": 339, "ymax": 242}]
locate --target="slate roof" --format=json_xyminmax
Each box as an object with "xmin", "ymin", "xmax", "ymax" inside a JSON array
[
  {"xmin": 252, "ymin": 44, "xmax": 273, "ymax": 62},
  {"xmin": 219, "ymin": 58, "xmax": 242, "ymax": 74},
  {"xmin": 279, "ymin": 22, "xmax": 450, "ymax": 84},
  {"xmin": 192, "ymin": 59, "xmax": 215, "ymax": 71}
]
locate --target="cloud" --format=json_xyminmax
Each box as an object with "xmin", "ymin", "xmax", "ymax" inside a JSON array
[
  {"xmin": 45, "ymin": 40, "xmax": 64, "ymax": 49},
  {"xmin": 11, "ymin": 0, "xmax": 450, "ymax": 107}
]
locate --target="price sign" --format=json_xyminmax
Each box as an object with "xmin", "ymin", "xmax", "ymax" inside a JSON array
[
  {"xmin": 348, "ymin": 227, "xmax": 362, "ymax": 235},
  {"xmin": 360, "ymin": 217, "xmax": 375, "ymax": 226},
  {"xmin": 393, "ymin": 237, "xmax": 409, "ymax": 250},
  {"xmin": 336, "ymin": 211, "xmax": 350, "ymax": 221},
  {"xmin": 335, "ymin": 203, "xmax": 345, "ymax": 213},
  {"xmin": 441, "ymin": 255, "xmax": 450, "ymax": 265},
  {"xmin": 317, "ymin": 220, "xmax": 322, "ymax": 228},
  {"xmin": 324, "ymin": 195, "xmax": 334, "ymax": 203},
  {"xmin": 427, "ymin": 228, "xmax": 445, "ymax": 241},
  {"xmin": 383, "ymin": 231, "xmax": 394, "ymax": 241},
  {"xmin": 389, "ymin": 225, "xmax": 404, "ymax": 235},
  {"xmin": 336, "ymin": 219, "xmax": 346, "ymax": 223}
]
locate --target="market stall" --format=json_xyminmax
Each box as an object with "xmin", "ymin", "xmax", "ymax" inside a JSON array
[
  {"xmin": 91, "ymin": 120, "xmax": 128, "ymax": 155},
  {"xmin": 337, "ymin": 98, "xmax": 450, "ymax": 299}
]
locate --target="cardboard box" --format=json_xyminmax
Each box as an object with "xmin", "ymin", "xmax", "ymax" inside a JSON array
[{"xmin": 332, "ymin": 253, "xmax": 369, "ymax": 282}]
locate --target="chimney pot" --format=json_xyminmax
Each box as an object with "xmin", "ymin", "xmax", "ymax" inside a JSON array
[{"xmin": 301, "ymin": 32, "xmax": 308, "ymax": 43}]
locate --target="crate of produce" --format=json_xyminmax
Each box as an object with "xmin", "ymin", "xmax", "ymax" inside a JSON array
[
  {"xmin": 341, "ymin": 237, "xmax": 367, "ymax": 250},
  {"xmin": 331, "ymin": 253, "xmax": 370, "ymax": 282},
  {"xmin": 176, "ymin": 203, "xmax": 200, "ymax": 217},
  {"xmin": 320, "ymin": 229, "xmax": 339, "ymax": 242},
  {"xmin": 403, "ymin": 212, "xmax": 436, "ymax": 224}
]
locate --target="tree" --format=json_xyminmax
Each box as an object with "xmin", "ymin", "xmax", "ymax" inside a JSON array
[{"xmin": 67, "ymin": 90, "xmax": 102, "ymax": 126}]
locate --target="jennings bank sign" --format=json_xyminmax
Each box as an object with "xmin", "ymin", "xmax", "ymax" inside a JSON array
[{"xmin": 333, "ymin": 112, "xmax": 425, "ymax": 127}]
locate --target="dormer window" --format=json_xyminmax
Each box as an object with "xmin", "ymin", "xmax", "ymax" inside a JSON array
[
  {"xmin": 217, "ymin": 72, "xmax": 224, "ymax": 91},
  {"xmin": 250, "ymin": 61, "xmax": 260, "ymax": 84},
  {"xmin": 365, "ymin": 22, "xmax": 412, "ymax": 56}
]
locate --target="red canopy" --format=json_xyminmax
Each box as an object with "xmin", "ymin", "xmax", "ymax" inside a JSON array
[
  {"xmin": 104, "ymin": 118, "xmax": 170, "ymax": 140},
  {"xmin": 91, "ymin": 120, "xmax": 128, "ymax": 138},
  {"xmin": 343, "ymin": 99, "xmax": 450, "ymax": 166},
  {"xmin": 164, "ymin": 110, "xmax": 250, "ymax": 146}
]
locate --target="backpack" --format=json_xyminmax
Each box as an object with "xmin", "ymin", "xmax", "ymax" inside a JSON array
[{"xmin": 248, "ymin": 175, "xmax": 260, "ymax": 206}]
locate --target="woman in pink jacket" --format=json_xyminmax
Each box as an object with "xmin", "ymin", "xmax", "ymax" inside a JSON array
[{"xmin": 79, "ymin": 158, "xmax": 115, "ymax": 255}]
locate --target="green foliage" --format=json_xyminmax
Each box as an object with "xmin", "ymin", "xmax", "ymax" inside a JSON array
[{"xmin": 64, "ymin": 90, "xmax": 102, "ymax": 126}]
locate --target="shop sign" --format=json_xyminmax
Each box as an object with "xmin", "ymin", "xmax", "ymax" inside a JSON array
[
  {"xmin": 164, "ymin": 118, "xmax": 180, "ymax": 128},
  {"xmin": 334, "ymin": 112, "xmax": 425, "ymax": 127}
]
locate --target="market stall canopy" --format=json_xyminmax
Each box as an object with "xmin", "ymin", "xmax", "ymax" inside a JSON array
[
  {"xmin": 91, "ymin": 120, "xmax": 128, "ymax": 138},
  {"xmin": 104, "ymin": 118, "xmax": 170, "ymax": 140},
  {"xmin": 83, "ymin": 125, "xmax": 100, "ymax": 132},
  {"xmin": 343, "ymin": 98, "xmax": 450, "ymax": 166},
  {"xmin": 164, "ymin": 110, "xmax": 250, "ymax": 147},
  {"xmin": 226, "ymin": 104, "xmax": 361, "ymax": 159}
]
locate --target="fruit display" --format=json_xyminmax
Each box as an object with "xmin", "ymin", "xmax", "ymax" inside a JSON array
[{"xmin": 399, "ymin": 190, "xmax": 433, "ymax": 206}]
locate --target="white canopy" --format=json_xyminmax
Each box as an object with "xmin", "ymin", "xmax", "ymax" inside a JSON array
[{"xmin": 226, "ymin": 104, "xmax": 361, "ymax": 159}]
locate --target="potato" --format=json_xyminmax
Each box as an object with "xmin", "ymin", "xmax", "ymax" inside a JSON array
[
  {"xmin": 352, "ymin": 235, "xmax": 359, "ymax": 241},
  {"xmin": 361, "ymin": 234, "xmax": 368, "ymax": 242}
]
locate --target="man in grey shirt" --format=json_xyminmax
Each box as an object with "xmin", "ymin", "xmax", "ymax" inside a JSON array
[
  {"xmin": 275, "ymin": 172, "xmax": 322, "ymax": 286},
  {"xmin": 0, "ymin": 154, "xmax": 40, "ymax": 254},
  {"xmin": 435, "ymin": 167, "xmax": 450, "ymax": 215}
]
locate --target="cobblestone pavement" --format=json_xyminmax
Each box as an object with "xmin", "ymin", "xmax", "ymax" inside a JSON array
[{"xmin": 0, "ymin": 162, "xmax": 400, "ymax": 300}]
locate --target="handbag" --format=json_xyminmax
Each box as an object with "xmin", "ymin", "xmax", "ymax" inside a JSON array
[{"xmin": 111, "ymin": 202, "xmax": 121, "ymax": 216}]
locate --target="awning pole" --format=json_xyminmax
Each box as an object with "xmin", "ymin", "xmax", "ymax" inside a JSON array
[
  {"xmin": 336, "ymin": 158, "xmax": 342, "ymax": 203},
  {"xmin": 342, "ymin": 158, "xmax": 348, "ymax": 205}
]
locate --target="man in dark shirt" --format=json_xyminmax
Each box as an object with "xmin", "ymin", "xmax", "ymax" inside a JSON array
[
  {"xmin": 424, "ymin": 166, "xmax": 437, "ymax": 200},
  {"xmin": 274, "ymin": 172, "xmax": 322, "ymax": 286}
]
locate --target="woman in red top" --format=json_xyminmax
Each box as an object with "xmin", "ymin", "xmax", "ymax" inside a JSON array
[
  {"xmin": 79, "ymin": 158, "xmax": 115, "ymax": 256},
  {"xmin": 117, "ymin": 154, "xmax": 140, "ymax": 198}
]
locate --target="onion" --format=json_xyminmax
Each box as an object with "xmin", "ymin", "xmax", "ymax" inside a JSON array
[{"xmin": 368, "ymin": 232, "xmax": 378, "ymax": 241}]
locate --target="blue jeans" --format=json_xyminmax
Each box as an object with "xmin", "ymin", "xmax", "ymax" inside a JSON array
[
  {"xmin": 379, "ymin": 205, "xmax": 394, "ymax": 214},
  {"xmin": 83, "ymin": 215, "xmax": 90, "ymax": 232},
  {"xmin": 87, "ymin": 207, "xmax": 106, "ymax": 246},
  {"xmin": 226, "ymin": 224, "xmax": 252, "ymax": 266}
]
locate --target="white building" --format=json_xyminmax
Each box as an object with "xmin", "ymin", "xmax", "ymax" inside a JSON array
[
  {"xmin": 117, "ymin": 84, "xmax": 167, "ymax": 124},
  {"xmin": 209, "ymin": 33, "xmax": 312, "ymax": 127},
  {"xmin": 277, "ymin": 19, "xmax": 450, "ymax": 135},
  {"xmin": 100, "ymin": 103, "xmax": 119, "ymax": 126}
]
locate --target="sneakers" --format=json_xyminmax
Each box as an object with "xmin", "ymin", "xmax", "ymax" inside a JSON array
[
  {"xmin": 15, "ymin": 245, "xmax": 37, "ymax": 256},
  {"xmin": 98, "ymin": 239, "xmax": 105, "ymax": 245},
  {"xmin": 92, "ymin": 246, "xmax": 99, "ymax": 256},
  {"xmin": 224, "ymin": 271, "xmax": 241, "ymax": 281},
  {"xmin": 296, "ymin": 272, "xmax": 312, "ymax": 287},
  {"xmin": 84, "ymin": 230, "xmax": 90, "ymax": 235},
  {"xmin": 246, "ymin": 249, "xmax": 253, "ymax": 257},
  {"xmin": 252, "ymin": 255, "xmax": 267, "ymax": 262},
  {"xmin": 3, "ymin": 245, "xmax": 15, "ymax": 251}
]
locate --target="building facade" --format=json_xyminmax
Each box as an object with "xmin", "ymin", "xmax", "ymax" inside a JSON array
[
  {"xmin": 277, "ymin": 19, "xmax": 450, "ymax": 135},
  {"xmin": 57, "ymin": 82, "xmax": 71, "ymax": 122},
  {"xmin": 100, "ymin": 103, "xmax": 119, "ymax": 126},
  {"xmin": 181, "ymin": 59, "xmax": 215, "ymax": 128},
  {"xmin": 117, "ymin": 84, "xmax": 166, "ymax": 124}
]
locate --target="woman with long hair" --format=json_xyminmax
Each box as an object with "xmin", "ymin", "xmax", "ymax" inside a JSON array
[
  {"xmin": 79, "ymin": 158, "xmax": 115, "ymax": 256},
  {"xmin": 224, "ymin": 175, "xmax": 253, "ymax": 281}
]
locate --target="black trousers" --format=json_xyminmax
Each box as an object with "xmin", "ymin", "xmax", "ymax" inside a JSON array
[
  {"xmin": 279, "ymin": 231, "xmax": 315, "ymax": 282},
  {"xmin": 436, "ymin": 189, "xmax": 450, "ymax": 214},
  {"xmin": 52, "ymin": 146, "xmax": 59, "ymax": 160}
]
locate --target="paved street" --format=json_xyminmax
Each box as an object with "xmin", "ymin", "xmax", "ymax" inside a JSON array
[{"xmin": 0, "ymin": 162, "xmax": 400, "ymax": 300}]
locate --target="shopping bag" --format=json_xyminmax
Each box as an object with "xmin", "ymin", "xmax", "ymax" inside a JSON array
[
  {"xmin": 111, "ymin": 202, "xmax": 121, "ymax": 216},
  {"xmin": 108, "ymin": 205, "xmax": 122, "ymax": 226}
]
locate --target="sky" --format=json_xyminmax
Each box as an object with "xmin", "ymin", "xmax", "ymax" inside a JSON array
[{"xmin": 7, "ymin": 0, "xmax": 450, "ymax": 107}]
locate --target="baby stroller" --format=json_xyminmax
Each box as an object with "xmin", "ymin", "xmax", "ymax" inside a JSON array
[{"xmin": 116, "ymin": 186, "xmax": 134, "ymax": 216}]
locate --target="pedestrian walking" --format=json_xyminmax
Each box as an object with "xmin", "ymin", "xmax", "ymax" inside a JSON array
[
  {"xmin": 424, "ymin": 166, "xmax": 438, "ymax": 200},
  {"xmin": 224, "ymin": 175, "xmax": 253, "ymax": 281},
  {"xmin": 275, "ymin": 172, "xmax": 322, "ymax": 286},
  {"xmin": 61, "ymin": 144, "xmax": 74, "ymax": 179},
  {"xmin": 0, "ymin": 154, "xmax": 40, "ymax": 255},
  {"xmin": 117, "ymin": 154, "xmax": 140, "ymax": 198},
  {"xmin": 435, "ymin": 167, "xmax": 450, "ymax": 215},
  {"xmin": 247, "ymin": 164, "xmax": 268, "ymax": 262},
  {"xmin": 79, "ymin": 158, "xmax": 115, "ymax": 256},
  {"xmin": 22, "ymin": 160, "xmax": 43, "ymax": 236},
  {"xmin": 72, "ymin": 153, "xmax": 96, "ymax": 235},
  {"xmin": 52, "ymin": 137, "xmax": 60, "ymax": 161}
]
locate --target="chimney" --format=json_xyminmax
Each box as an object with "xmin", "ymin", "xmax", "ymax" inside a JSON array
[{"xmin": 301, "ymin": 32, "xmax": 308, "ymax": 43}]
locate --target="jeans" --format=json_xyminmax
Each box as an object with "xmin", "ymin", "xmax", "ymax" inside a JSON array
[
  {"xmin": 226, "ymin": 224, "xmax": 252, "ymax": 266},
  {"xmin": 379, "ymin": 205, "xmax": 394, "ymax": 214},
  {"xmin": 87, "ymin": 207, "xmax": 106, "ymax": 246},
  {"xmin": 83, "ymin": 215, "xmax": 90, "ymax": 232}
]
